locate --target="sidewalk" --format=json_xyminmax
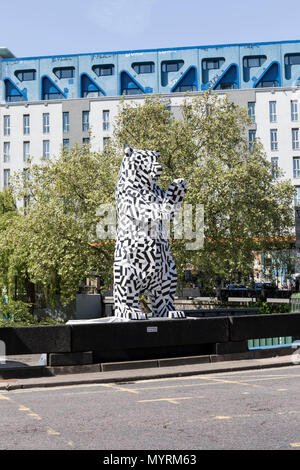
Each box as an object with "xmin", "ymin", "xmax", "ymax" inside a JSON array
[{"xmin": 0, "ymin": 347, "xmax": 298, "ymax": 391}]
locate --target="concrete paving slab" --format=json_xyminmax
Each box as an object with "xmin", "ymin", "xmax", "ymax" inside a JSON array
[{"xmin": 0, "ymin": 354, "xmax": 297, "ymax": 392}]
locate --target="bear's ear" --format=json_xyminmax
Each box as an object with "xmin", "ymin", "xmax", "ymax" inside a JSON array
[{"xmin": 124, "ymin": 146, "xmax": 134, "ymax": 157}]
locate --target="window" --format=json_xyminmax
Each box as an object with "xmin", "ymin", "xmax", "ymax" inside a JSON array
[
  {"xmin": 103, "ymin": 137, "xmax": 110, "ymax": 150},
  {"xmin": 172, "ymin": 66, "xmax": 197, "ymax": 93},
  {"xmin": 23, "ymin": 114, "xmax": 30, "ymax": 135},
  {"xmin": 82, "ymin": 138, "xmax": 90, "ymax": 145},
  {"xmin": 83, "ymin": 89, "xmax": 102, "ymax": 98},
  {"xmin": 285, "ymin": 54, "xmax": 300, "ymax": 66},
  {"xmin": 271, "ymin": 156, "xmax": 279, "ymax": 179},
  {"xmin": 23, "ymin": 168, "xmax": 30, "ymax": 182},
  {"xmin": 53, "ymin": 67, "xmax": 75, "ymax": 79},
  {"xmin": 121, "ymin": 71, "xmax": 143, "ymax": 95},
  {"xmin": 122, "ymin": 88, "xmax": 142, "ymax": 96},
  {"xmin": 285, "ymin": 54, "xmax": 300, "ymax": 80},
  {"xmin": 161, "ymin": 60, "xmax": 184, "ymax": 73},
  {"xmin": 294, "ymin": 158, "xmax": 300, "ymax": 178},
  {"xmin": 249, "ymin": 130, "xmax": 256, "ymax": 150},
  {"xmin": 43, "ymin": 113, "xmax": 50, "ymax": 134},
  {"xmin": 3, "ymin": 115, "xmax": 10, "ymax": 136},
  {"xmin": 291, "ymin": 100, "xmax": 298, "ymax": 121},
  {"xmin": 132, "ymin": 62, "xmax": 155, "ymax": 74},
  {"xmin": 269, "ymin": 101, "xmax": 277, "ymax": 123},
  {"xmin": 256, "ymin": 80, "xmax": 279, "ymax": 88},
  {"xmin": 23, "ymin": 195, "xmax": 30, "ymax": 213},
  {"xmin": 81, "ymin": 74, "xmax": 104, "ymax": 98},
  {"xmin": 82, "ymin": 111, "xmax": 89, "ymax": 132},
  {"xmin": 103, "ymin": 110, "xmax": 110, "ymax": 131},
  {"xmin": 175, "ymin": 84, "xmax": 196, "ymax": 92},
  {"xmin": 295, "ymin": 186, "xmax": 300, "ymax": 206},
  {"xmin": 43, "ymin": 140, "xmax": 50, "ymax": 160},
  {"xmin": 270, "ymin": 129, "xmax": 278, "ymax": 151},
  {"xmin": 216, "ymin": 83, "xmax": 238, "ymax": 90},
  {"xmin": 3, "ymin": 142, "xmax": 10, "ymax": 163},
  {"xmin": 243, "ymin": 56, "xmax": 267, "ymax": 82},
  {"xmin": 213, "ymin": 64, "xmax": 239, "ymax": 90},
  {"xmin": 255, "ymin": 62, "xmax": 280, "ymax": 88},
  {"xmin": 43, "ymin": 91, "xmax": 64, "ymax": 100},
  {"xmin": 63, "ymin": 139, "xmax": 70, "ymax": 151},
  {"xmin": 42, "ymin": 77, "xmax": 65, "ymax": 100},
  {"xmin": 248, "ymin": 102, "xmax": 255, "ymax": 122},
  {"xmin": 202, "ymin": 58, "xmax": 225, "ymax": 70},
  {"xmin": 23, "ymin": 141, "xmax": 30, "ymax": 162},
  {"xmin": 63, "ymin": 112, "xmax": 70, "ymax": 133},
  {"xmin": 15, "ymin": 69, "xmax": 36, "ymax": 81},
  {"xmin": 292, "ymin": 128, "xmax": 299, "ymax": 150},
  {"xmin": 92, "ymin": 64, "xmax": 114, "ymax": 76},
  {"xmin": 243, "ymin": 56, "xmax": 266, "ymax": 68},
  {"xmin": 5, "ymin": 79, "xmax": 25, "ymax": 102},
  {"xmin": 3, "ymin": 169, "xmax": 10, "ymax": 188}
]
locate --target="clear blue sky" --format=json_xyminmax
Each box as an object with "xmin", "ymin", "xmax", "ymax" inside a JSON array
[{"xmin": 2, "ymin": 0, "xmax": 300, "ymax": 58}]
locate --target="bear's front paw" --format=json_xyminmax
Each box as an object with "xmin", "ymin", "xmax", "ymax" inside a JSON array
[
  {"xmin": 165, "ymin": 179, "xmax": 188, "ymax": 203},
  {"xmin": 167, "ymin": 310, "xmax": 186, "ymax": 319},
  {"xmin": 115, "ymin": 307, "xmax": 148, "ymax": 320},
  {"xmin": 173, "ymin": 178, "xmax": 187, "ymax": 190},
  {"xmin": 130, "ymin": 311, "xmax": 148, "ymax": 320}
]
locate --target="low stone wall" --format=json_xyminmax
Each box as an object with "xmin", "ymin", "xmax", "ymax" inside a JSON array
[
  {"xmin": 0, "ymin": 325, "xmax": 71, "ymax": 355},
  {"xmin": 1, "ymin": 313, "xmax": 300, "ymax": 365}
]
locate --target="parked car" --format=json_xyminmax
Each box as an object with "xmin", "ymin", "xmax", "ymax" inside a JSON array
[
  {"xmin": 227, "ymin": 284, "xmax": 248, "ymax": 291},
  {"xmin": 253, "ymin": 282, "xmax": 274, "ymax": 291},
  {"xmin": 217, "ymin": 284, "xmax": 250, "ymax": 301}
]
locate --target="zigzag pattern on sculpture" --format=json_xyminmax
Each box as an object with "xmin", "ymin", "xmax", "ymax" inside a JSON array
[{"xmin": 113, "ymin": 146, "xmax": 187, "ymax": 320}]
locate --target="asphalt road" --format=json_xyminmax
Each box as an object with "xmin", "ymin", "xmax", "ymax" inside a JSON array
[{"xmin": 0, "ymin": 365, "xmax": 300, "ymax": 451}]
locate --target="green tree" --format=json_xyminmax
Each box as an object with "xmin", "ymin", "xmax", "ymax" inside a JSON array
[
  {"xmin": 4, "ymin": 144, "xmax": 119, "ymax": 306},
  {"xmin": 0, "ymin": 90, "xmax": 295, "ymax": 312},
  {"xmin": 0, "ymin": 189, "xmax": 18, "ymax": 302},
  {"xmin": 112, "ymin": 92, "xmax": 295, "ymax": 287}
]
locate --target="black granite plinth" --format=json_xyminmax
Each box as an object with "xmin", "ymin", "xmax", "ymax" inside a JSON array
[{"xmin": 0, "ymin": 325, "xmax": 71, "ymax": 355}]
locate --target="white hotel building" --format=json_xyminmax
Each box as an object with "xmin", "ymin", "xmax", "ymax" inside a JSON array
[
  {"xmin": 0, "ymin": 88, "xmax": 300, "ymax": 198},
  {"xmin": 1, "ymin": 40, "xmax": 300, "ymax": 202}
]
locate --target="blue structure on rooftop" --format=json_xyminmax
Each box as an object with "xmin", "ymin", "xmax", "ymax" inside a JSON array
[{"xmin": 1, "ymin": 40, "xmax": 300, "ymax": 103}]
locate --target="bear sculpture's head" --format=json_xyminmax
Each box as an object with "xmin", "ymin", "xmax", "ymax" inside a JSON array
[{"xmin": 117, "ymin": 147, "xmax": 162, "ymax": 196}]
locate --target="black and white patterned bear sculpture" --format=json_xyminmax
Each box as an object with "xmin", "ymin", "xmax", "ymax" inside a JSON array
[{"xmin": 113, "ymin": 147, "xmax": 187, "ymax": 320}]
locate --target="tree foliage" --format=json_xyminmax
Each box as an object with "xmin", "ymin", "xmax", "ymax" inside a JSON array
[
  {"xmin": 0, "ymin": 91, "xmax": 295, "ymax": 311},
  {"xmin": 112, "ymin": 92, "xmax": 295, "ymax": 286},
  {"xmin": 1, "ymin": 144, "xmax": 119, "ymax": 306}
]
